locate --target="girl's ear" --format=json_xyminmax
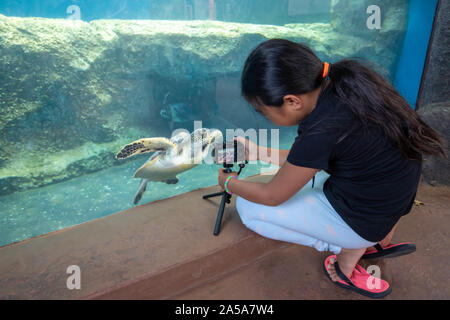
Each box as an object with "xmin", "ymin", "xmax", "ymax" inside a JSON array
[{"xmin": 283, "ymin": 95, "xmax": 303, "ymax": 111}]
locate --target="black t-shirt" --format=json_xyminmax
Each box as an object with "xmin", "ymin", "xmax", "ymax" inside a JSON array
[{"xmin": 286, "ymin": 83, "xmax": 422, "ymax": 242}]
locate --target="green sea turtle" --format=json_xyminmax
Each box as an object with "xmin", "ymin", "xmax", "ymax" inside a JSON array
[{"xmin": 116, "ymin": 128, "xmax": 223, "ymax": 204}]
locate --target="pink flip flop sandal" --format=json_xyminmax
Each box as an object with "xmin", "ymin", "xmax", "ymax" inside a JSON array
[
  {"xmin": 323, "ymin": 254, "xmax": 392, "ymax": 298},
  {"xmin": 361, "ymin": 242, "xmax": 416, "ymax": 259}
]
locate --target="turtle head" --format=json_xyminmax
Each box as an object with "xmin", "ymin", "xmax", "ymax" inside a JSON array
[
  {"xmin": 175, "ymin": 128, "xmax": 223, "ymax": 165},
  {"xmin": 191, "ymin": 128, "xmax": 223, "ymax": 152}
]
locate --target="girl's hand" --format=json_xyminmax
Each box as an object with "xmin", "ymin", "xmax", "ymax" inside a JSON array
[
  {"xmin": 234, "ymin": 136, "xmax": 259, "ymax": 161},
  {"xmin": 218, "ymin": 169, "xmax": 238, "ymax": 191}
]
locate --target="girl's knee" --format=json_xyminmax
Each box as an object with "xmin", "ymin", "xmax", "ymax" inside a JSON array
[
  {"xmin": 235, "ymin": 196, "xmax": 244, "ymax": 214},
  {"xmin": 236, "ymin": 196, "xmax": 261, "ymax": 222},
  {"xmin": 235, "ymin": 196, "xmax": 249, "ymax": 221}
]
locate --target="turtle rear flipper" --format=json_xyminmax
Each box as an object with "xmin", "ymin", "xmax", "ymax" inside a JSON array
[
  {"xmin": 162, "ymin": 177, "xmax": 179, "ymax": 184},
  {"xmin": 116, "ymin": 137, "xmax": 176, "ymax": 159},
  {"xmin": 133, "ymin": 179, "xmax": 149, "ymax": 205}
]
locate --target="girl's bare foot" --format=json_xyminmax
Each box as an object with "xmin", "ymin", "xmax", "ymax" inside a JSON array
[
  {"xmin": 325, "ymin": 248, "xmax": 366, "ymax": 282},
  {"xmin": 324, "ymin": 252, "xmax": 392, "ymax": 298},
  {"xmin": 326, "ymin": 256, "xmax": 342, "ymax": 282}
]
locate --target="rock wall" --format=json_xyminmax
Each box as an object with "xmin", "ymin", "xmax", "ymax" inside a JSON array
[
  {"xmin": 417, "ymin": 102, "xmax": 450, "ymax": 186},
  {"xmin": 417, "ymin": 0, "xmax": 450, "ymax": 107},
  {"xmin": 0, "ymin": 11, "xmax": 408, "ymax": 195},
  {"xmin": 415, "ymin": 1, "xmax": 450, "ymax": 185},
  {"xmin": 330, "ymin": 0, "xmax": 409, "ymax": 76}
]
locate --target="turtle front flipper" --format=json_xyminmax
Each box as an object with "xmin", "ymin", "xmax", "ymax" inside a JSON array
[{"xmin": 116, "ymin": 137, "xmax": 176, "ymax": 159}]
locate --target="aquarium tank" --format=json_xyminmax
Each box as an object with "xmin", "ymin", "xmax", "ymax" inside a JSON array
[{"xmin": 0, "ymin": 0, "xmax": 437, "ymax": 246}]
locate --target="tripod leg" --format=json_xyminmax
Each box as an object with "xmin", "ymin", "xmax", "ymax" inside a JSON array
[
  {"xmin": 203, "ymin": 191, "xmax": 224, "ymax": 199},
  {"xmin": 213, "ymin": 192, "xmax": 228, "ymax": 235}
]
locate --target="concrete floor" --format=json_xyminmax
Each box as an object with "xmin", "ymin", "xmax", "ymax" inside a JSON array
[{"xmin": 0, "ymin": 174, "xmax": 449, "ymax": 300}]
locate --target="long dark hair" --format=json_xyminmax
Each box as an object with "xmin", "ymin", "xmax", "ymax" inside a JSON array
[{"xmin": 241, "ymin": 39, "xmax": 446, "ymax": 161}]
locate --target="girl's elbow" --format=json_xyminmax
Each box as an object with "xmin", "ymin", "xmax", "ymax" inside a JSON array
[
  {"xmin": 261, "ymin": 184, "xmax": 286, "ymax": 206},
  {"xmin": 264, "ymin": 193, "xmax": 283, "ymax": 206}
]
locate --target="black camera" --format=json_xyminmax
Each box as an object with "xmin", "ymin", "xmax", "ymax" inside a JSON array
[{"xmin": 212, "ymin": 139, "xmax": 246, "ymax": 166}]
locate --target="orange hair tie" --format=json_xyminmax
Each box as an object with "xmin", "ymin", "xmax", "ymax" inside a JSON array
[{"xmin": 322, "ymin": 62, "xmax": 330, "ymax": 78}]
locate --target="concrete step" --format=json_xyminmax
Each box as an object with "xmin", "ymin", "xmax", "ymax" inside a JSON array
[
  {"xmin": 89, "ymin": 234, "xmax": 287, "ymax": 300},
  {"xmin": 0, "ymin": 173, "xmax": 285, "ymax": 299}
]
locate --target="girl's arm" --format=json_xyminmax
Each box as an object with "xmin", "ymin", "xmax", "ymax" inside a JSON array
[
  {"xmin": 219, "ymin": 161, "xmax": 318, "ymax": 206},
  {"xmin": 235, "ymin": 136, "xmax": 290, "ymax": 167},
  {"xmin": 258, "ymin": 146, "xmax": 291, "ymax": 167}
]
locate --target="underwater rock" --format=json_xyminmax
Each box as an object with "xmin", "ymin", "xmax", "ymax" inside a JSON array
[
  {"xmin": 0, "ymin": 127, "xmax": 153, "ymax": 196},
  {"xmin": 153, "ymin": 76, "xmax": 219, "ymax": 133},
  {"xmin": 0, "ymin": 14, "xmax": 407, "ymax": 195},
  {"xmin": 330, "ymin": 0, "xmax": 409, "ymax": 77},
  {"xmin": 417, "ymin": 102, "xmax": 450, "ymax": 186},
  {"xmin": 330, "ymin": 0, "xmax": 408, "ymax": 35}
]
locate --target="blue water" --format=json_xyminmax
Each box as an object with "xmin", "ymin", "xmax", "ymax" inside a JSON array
[
  {"xmin": 0, "ymin": 0, "xmax": 437, "ymax": 246},
  {"xmin": 0, "ymin": 0, "xmax": 330, "ymax": 24}
]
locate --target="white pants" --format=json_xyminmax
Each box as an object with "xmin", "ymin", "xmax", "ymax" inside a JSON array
[{"xmin": 235, "ymin": 171, "xmax": 376, "ymax": 254}]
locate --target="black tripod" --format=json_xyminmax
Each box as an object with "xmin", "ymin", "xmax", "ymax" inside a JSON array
[{"xmin": 202, "ymin": 161, "xmax": 247, "ymax": 236}]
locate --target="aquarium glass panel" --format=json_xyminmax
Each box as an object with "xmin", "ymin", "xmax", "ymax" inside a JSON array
[{"xmin": 0, "ymin": 0, "xmax": 433, "ymax": 246}]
